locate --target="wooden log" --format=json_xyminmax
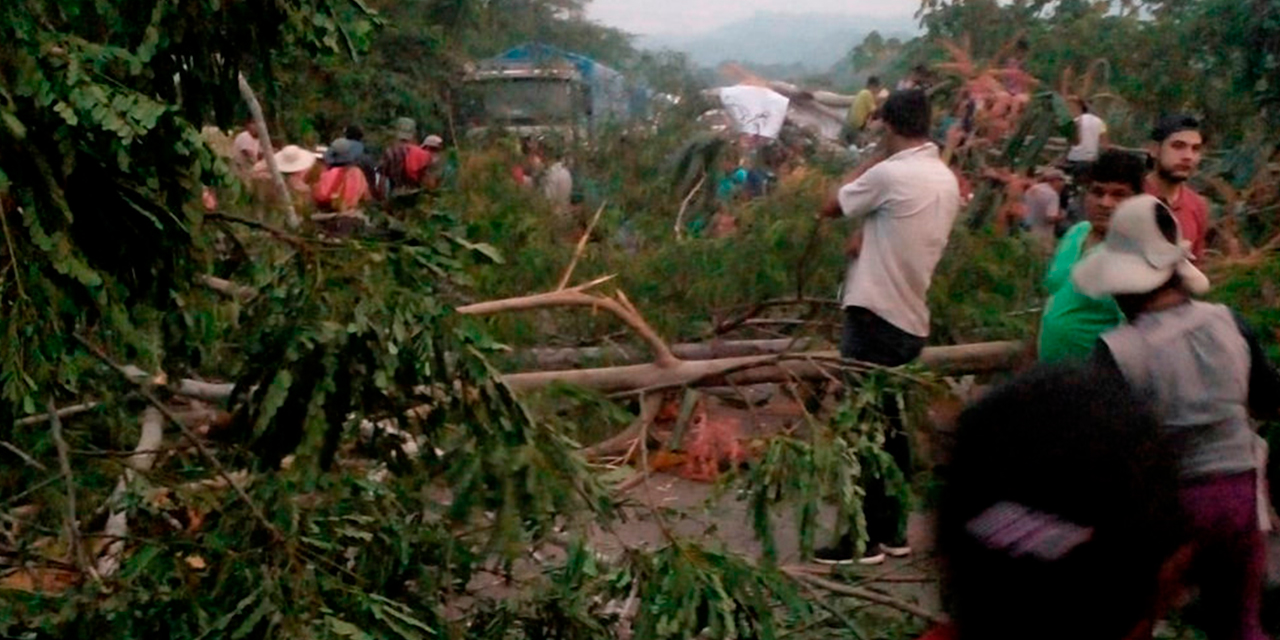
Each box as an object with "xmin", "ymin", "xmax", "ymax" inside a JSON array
[
  {"xmin": 117, "ymin": 341, "xmax": 1023, "ymax": 401},
  {"xmin": 237, "ymin": 73, "xmax": 299, "ymax": 229},
  {"xmin": 516, "ymin": 338, "xmax": 817, "ymax": 369},
  {"xmin": 502, "ymin": 342, "xmax": 1024, "ymax": 393}
]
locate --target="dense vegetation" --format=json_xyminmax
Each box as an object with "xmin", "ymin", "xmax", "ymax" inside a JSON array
[{"xmin": 0, "ymin": 0, "xmax": 1276, "ymax": 638}]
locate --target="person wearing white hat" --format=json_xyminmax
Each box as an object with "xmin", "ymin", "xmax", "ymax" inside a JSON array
[
  {"xmin": 1077, "ymin": 194, "xmax": 1279, "ymax": 640},
  {"xmin": 420, "ymin": 134, "xmax": 446, "ymax": 192},
  {"xmin": 246, "ymin": 144, "xmax": 320, "ymax": 216}
]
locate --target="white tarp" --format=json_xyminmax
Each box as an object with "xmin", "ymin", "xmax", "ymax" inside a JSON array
[{"xmin": 714, "ymin": 85, "xmax": 790, "ymax": 139}]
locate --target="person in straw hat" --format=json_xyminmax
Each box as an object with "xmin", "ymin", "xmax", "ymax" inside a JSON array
[
  {"xmin": 253, "ymin": 144, "xmax": 319, "ymax": 212},
  {"xmin": 1075, "ymin": 194, "xmax": 1279, "ymax": 640}
]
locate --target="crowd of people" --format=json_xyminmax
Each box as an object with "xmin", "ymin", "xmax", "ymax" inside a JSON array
[
  {"xmin": 204, "ymin": 116, "xmax": 456, "ymax": 225},
  {"xmin": 823, "ymin": 83, "xmax": 1275, "ymax": 639}
]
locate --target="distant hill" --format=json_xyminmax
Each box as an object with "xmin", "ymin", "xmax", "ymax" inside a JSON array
[{"xmin": 639, "ymin": 12, "xmax": 917, "ymax": 73}]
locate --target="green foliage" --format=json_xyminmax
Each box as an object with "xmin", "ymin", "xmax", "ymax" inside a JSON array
[
  {"xmin": 0, "ymin": 0, "xmax": 374, "ymax": 417},
  {"xmin": 915, "ymin": 0, "xmax": 1280, "ymax": 143},
  {"xmin": 744, "ymin": 373, "xmax": 921, "ymax": 562},
  {"xmin": 629, "ymin": 542, "xmax": 809, "ymax": 640},
  {"xmin": 928, "ymin": 227, "xmax": 1046, "ymax": 344}
]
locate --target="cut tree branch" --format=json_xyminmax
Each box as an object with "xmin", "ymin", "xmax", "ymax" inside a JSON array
[
  {"xmin": 237, "ymin": 73, "xmax": 299, "ymax": 229},
  {"xmin": 48, "ymin": 401, "xmax": 90, "ymax": 579},
  {"xmin": 95, "ymin": 407, "xmax": 164, "ymax": 578},
  {"xmin": 582, "ymin": 393, "xmax": 664, "ymax": 459},
  {"xmin": 674, "ymin": 173, "xmax": 707, "ymax": 240},
  {"xmin": 0, "ymin": 440, "xmax": 47, "ymax": 470},
  {"xmin": 500, "ymin": 342, "xmax": 1022, "ymax": 394},
  {"xmin": 14, "ymin": 402, "xmax": 100, "ymax": 428},
  {"xmin": 457, "ymin": 279, "xmax": 679, "ymax": 368},
  {"xmin": 785, "ymin": 568, "xmax": 946, "ymax": 624},
  {"xmin": 76, "ymin": 336, "xmax": 279, "ymax": 540},
  {"xmin": 557, "ymin": 202, "xmax": 607, "ymax": 291},
  {"xmin": 199, "ymin": 275, "xmax": 258, "ymax": 302}
]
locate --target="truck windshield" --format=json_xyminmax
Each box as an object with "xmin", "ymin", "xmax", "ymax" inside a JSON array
[{"xmin": 469, "ymin": 78, "xmax": 581, "ymax": 126}]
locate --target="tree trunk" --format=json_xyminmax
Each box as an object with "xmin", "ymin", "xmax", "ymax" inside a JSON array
[{"xmin": 502, "ymin": 342, "xmax": 1024, "ymax": 393}]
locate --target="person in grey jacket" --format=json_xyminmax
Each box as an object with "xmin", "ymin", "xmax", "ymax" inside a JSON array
[{"xmin": 1074, "ymin": 194, "xmax": 1278, "ymax": 640}]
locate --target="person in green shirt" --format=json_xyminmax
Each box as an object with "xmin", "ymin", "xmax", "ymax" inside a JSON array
[{"xmin": 1038, "ymin": 150, "xmax": 1147, "ymax": 362}]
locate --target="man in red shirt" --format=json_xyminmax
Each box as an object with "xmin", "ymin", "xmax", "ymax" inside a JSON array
[{"xmin": 1145, "ymin": 114, "xmax": 1209, "ymax": 260}]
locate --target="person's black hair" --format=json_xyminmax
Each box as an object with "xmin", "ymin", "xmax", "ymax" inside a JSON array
[
  {"xmin": 939, "ymin": 364, "xmax": 1186, "ymax": 640},
  {"xmin": 913, "ymin": 63, "xmax": 929, "ymax": 75},
  {"xmin": 1151, "ymin": 114, "xmax": 1200, "ymax": 143},
  {"xmin": 880, "ymin": 89, "xmax": 930, "ymax": 139},
  {"xmin": 867, "ymin": 75, "xmax": 881, "ymax": 88},
  {"xmin": 1083, "ymin": 149, "xmax": 1146, "ymax": 194},
  {"xmin": 344, "ymin": 124, "xmax": 364, "ymax": 141}
]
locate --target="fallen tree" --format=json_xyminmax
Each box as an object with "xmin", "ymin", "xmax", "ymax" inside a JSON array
[{"xmin": 458, "ymin": 277, "xmax": 1023, "ymax": 394}]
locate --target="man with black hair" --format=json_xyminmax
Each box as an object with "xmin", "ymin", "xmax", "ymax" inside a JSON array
[
  {"xmin": 1038, "ymin": 149, "xmax": 1146, "ymax": 362},
  {"xmin": 897, "ymin": 64, "xmax": 930, "ymax": 91},
  {"xmin": 1075, "ymin": 195, "xmax": 1279, "ymax": 640},
  {"xmin": 935, "ymin": 364, "xmax": 1189, "ymax": 640},
  {"xmin": 818, "ymin": 89, "xmax": 960, "ymax": 564},
  {"xmin": 847, "ymin": 76, "xmax": 881, "ymax": 138},
  {"xmin": 1145, "ymin": 114, "xmax": 1209, "ymax": 260}
]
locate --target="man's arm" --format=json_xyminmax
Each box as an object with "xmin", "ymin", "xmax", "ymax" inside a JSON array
[{"xmin": 820, "ymin": 148, "xmax": 887, "ymax": 218}]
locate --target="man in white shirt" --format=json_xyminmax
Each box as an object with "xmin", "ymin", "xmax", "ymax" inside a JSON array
[
  {"xmin": 1066, "ymin": 97, "xmax": 1108, "ymax": 173},
  {"xmin": 816, "ymin": 89, "xmax": 961, "ymax": 565}
]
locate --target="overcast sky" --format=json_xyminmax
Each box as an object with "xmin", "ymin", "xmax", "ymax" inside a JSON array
[{"xmin": 586, "ymin": 0, "xmax": 921, "ymax": 36}]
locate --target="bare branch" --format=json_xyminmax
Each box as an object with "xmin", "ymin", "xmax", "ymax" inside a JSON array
[
  {"xmin": 458, "ymin": 287, "xmax": 679, "ymax": 368},
  {"xmin": 96, "ymin": 407, "xmax": 164, "ymax": 578},
  {"xmin": 557, "ymin": 202, "xmax": 607, "ymax": 291},
  {"xmin": 0, "ymin": 441, "xmax": 47, "ymax": 471},
  {"xmin": 75, "ymin": 336, "xmax": 279, "ymax": 540},
  {"xmin": 0, "ymin": 199, "xmax": 27, "ymax": 303},
  {"xmin": 48, "ymin": 400, "xmax": 90, "ymax": 578},
  {"xmin": 199, "ymin": 275, "xmax": 257, "ymax": 302},
  {"xmin": 14, "ymin": 402, "xmax": 100, "ymax": 428},
  {"xmin": 582, "ymin": 393, "xmax": 664, "ymax": 460},
  {"xmin": 237, "ymin": 73, "xmax": 299, "ymax": 229},
  {"xmin": 785, "ymin": 568, "xmax": 946, "ymax": 624},
  {"xmin": 674, "ymin": 173, "xmax": 707, "ymax": 240}
]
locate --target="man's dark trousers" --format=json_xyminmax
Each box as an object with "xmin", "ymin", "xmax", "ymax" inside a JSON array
[{"xmin": 839, "ymin": 306, "xmax": 925, "ymax": 547}]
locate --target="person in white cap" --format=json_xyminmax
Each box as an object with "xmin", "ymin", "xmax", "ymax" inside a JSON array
[
  {"xmin": 1075, "ymin": 194, "xmax": 1279, "ymax": 640},
  {"xmin": 420, "ymin": 134, "xmax": 446, "ymax": 192}
]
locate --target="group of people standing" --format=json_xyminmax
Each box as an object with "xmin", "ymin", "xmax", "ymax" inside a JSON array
[
  {"xmin": 820, "ymin": 85, "xmax": 1274, "ymax": 639},
  {"xmin": 222, "ymin": 116, "xmax": 448, "ymax": 219}
]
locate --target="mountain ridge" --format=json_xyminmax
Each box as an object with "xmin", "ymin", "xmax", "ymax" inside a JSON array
[{"xmin": 638, "ymin": 11, "xmax": 918, "ymax": 71}]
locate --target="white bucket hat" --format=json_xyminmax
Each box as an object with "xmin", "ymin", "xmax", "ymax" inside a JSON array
[
  {"xmin": 1072, "ymin": 194, "xmax": 1209, "ymax": 298},
  {"xmin": 273, "ymin": 145, "xmax": 318, "ymax": 174}
]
